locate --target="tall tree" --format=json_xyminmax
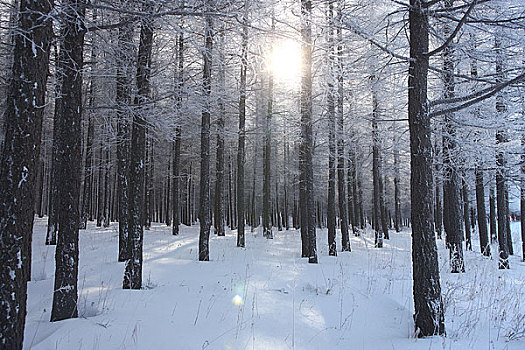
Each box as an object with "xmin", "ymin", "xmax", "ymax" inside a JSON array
[
  {"xmin": 198, "ymin": 2, "xmax": 213, "ymax": 261},
  {"xmin": 441, "ymin": 0, "xmax": 464, "ymax": 273},
  {"xmin": 336, "ymin": 0, "xmax": 350, "ymax": 251},
  {"xmin": 51, "ymin": 0, "xmax": 86, "ymax": 321},
  {"xmin": 116, "ymin": 3, "xmax": 136, "ymax": 261},
  {"xmin": 0, "ymin": 0, "xmax": 53, "ymax": 345},
  {"xmin": 407, "ymin": 0, "xmax": 445, "ymax": 337},
  {"xmin": 300, "ymin": 0, "xmax": 317, "ymax": 264},
  {"xmin": 326, "ymin": 0, "xmax": 337, "ymax": 256},
  {"xmin": 214, "ymin": 24, "xmax": 225, "ymax": 237},
  {"xmin": 173, "ymin": 24, "xmax": 184, "ymax": 236},
  {"xmin": 123, "ymin": 3, "xmax": 154, "ymax": 289},
  {"xmin": 237, "ymin": 5, "xmax": 248, "ymax": 247},
  {"xmin": 371, "ymin": 76, "xmax": 383, "ymax": 248},
  {"xmin": 263, "ymin": 16, "xmax": 274, "ymax": 240},
  {"xmin": 495, "ymin": 32, "xmax": 509, "ymax": 269},
  {"xmin": 475, "ymin": 168, "xmax": 490, "ymax": 256}
]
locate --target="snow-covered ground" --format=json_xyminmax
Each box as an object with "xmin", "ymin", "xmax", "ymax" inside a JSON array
[{"xmin": 24, "ymin": 218, "xmax": 525, "ymax": 349}]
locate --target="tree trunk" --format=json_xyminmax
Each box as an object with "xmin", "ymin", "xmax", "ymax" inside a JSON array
[
  {"xmin": 236, "ymin": 10, "xmax": 248, "ymax": 247},
  {"xmin": 172, "ymin": 29, "xmax": 183, "ymax": 236},
  {"xmin": 122, "ymin": 6, "xmax": 153, "ymax": 289},
  {"xmin": 214, "ymin": 28, "xmax": 225, "ymax": 237},
  {"xmin": 394, "ymin": 131, "xmax": 401, "ymax": 233},
  {"xmin": 495, "ymin": 30, "xmax": 510, "ymax": 269},
  {"xmin": 489, "ymin": 184, "xmax": 497, "ymax": 242},
  {"xmin": 408, "ymin": 0, "xmax": 445, "ymax": 337},
  {"xmin": 475, "ymin": 168, "xmax": 490, "ymax": 256},
  {"xmin": 0, "ymin": 0, "xmax": 53, "ymax": 345},
  {"xmin": 441, "ymin": 0, "xmax": 464, "ymax": 273},
  {"xmin": 198, "ymin": 6, "xmax": 213, "ymax": 261},
  {"xmin": 51, "ymin": 0, "xmax": 86, "ymax": 322},
  {"xmin": 263, "ymin": 29, "xmax": 274, "ymax": 240},
  {"xmin": 116, "ymin": 19, "xmax": 132, "ymax": 254},
  {"xmin": 462, "ymin": 177, "xmax": 472, "ymax": 251},
  {"xmin": 326, "ymin": 0, "xmax": 337, "ymax": 255},
  {"xmin": 336, "ymin": 1, "xmax": 350, "ymax": 252},
  {"xmin": 301, "ymin": 0, "xmax": 317, "ymax": 263},
  {"xmin": 372, "ymin": 84, "xmax": 383, "ymax": 248}
]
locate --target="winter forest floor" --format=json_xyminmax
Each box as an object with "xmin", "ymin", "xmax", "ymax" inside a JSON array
[{"xmin": 24, "ymin": 218, "xmax": 525, "ymax": 350}]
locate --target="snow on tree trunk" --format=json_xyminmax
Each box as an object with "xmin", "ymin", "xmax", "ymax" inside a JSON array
[
  {"xmin": 173, "ymin": 27, "xmax": 184, "ymax": 236},
  {"xmin": 408, "ymin": 0, "xmax": 445, "ymax": 337},
  {"xmin": 123, "ymin": 6, "xmax": 153, "ymax": 288},
  {"xmin": 214, "ymin": 27, "xmax": 225, "ymax": 237},
  {"xmin": 116, "ymin": 7, "xmax": 135, "ymax": 261},
  {"xmin": 198, "ymin": 5, "xmax": 213, "ymax": 261},
  {"xmin": 51, "ymin": 0, "xmax": 86, "ymax": 322},
  {"xmin": 475, "ymin": 168, "xmax": 490, "ymax": 256},
  {"xmin": 336, "ymin": 1, "xmax": 350, "ymax": 251},
  {"xmin": 301, "ymin": 0, "xmax": 317, "ymax": 264},
  {"xmin": 326, "ymin": 0, "xmax": 337, "ymax": 256},
  {"xmin": 0, "ymin": 0, "xmax": 53, "ymax": 346},
  {"xmin": 236, "ymin": 10, "xmax": 248, "ymax": 248}
]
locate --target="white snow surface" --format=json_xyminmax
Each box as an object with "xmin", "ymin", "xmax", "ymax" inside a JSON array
[{"xmin": 24, "ymin": 218, "xmax": 525, "ymax": 349}]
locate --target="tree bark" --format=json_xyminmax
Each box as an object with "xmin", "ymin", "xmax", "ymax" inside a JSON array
[
  {"xmin": 408, "ymin": 0, "xmax": 445, "ymax": 337},
  {"xmin": 236, "ymin": 9, "xmax": 248, "ymax": 247},
  {"xmin": 123, "ymin": 5, "xmax": 153, "ymax": 289},
  {"xmin": 0, "ymin": 0, "xmax": 53, "ymax": 345},
  {"xmin": 462, "ymin": 177, "xmax": 472, "ymax": 251},
  {"xmin": 51, "ymin": 0, "xmax": 86, "ymax": 321},
  {"xmin": 326, "ymin": 0, "xmax": 337, "ymax": 256},
  {"xmin": 475, "ymin": 168, "xmax": 490, "ymax": 256},
  {"xmin": 495, "ymin": 31, "xmax": 510, "ymax": 269},
  {"xmin": 301, "ymin": 0, "xmax": 317, "ymax": 264},
  {"xmin": 172, "ymin": 29, "xmax": 183, "ymax": 236},
  {"xmin": 336, "ymin": 1, "xmax": 350, "ymax": 252},
  {"xmin": 198, "ymin": 5, "xmax": 213, "ymax": 261}
]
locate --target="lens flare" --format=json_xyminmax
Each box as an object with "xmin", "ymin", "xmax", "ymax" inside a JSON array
[{"xmin": 232, "ymin": 294, "xmax": 243, "ymax": 306}]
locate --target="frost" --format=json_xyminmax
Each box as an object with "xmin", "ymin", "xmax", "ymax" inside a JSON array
[
  {"xmin": 9, "ymin": 268, "xmax": 15, "ymax": 280},
  {"xmin": 18, "ymin": 166, "xmax": 29, "ymax": 188},
  {"xmin": 32, "ymin": 40, "xmax": 37, "ymax": 57},
  {"xmin": 17, "ymin": 249, "xmax": 22, "ymax": 269}
]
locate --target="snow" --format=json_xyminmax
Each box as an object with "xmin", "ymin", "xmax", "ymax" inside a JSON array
[{"xmin": 24, "ymin": 218, "xmax": 525, "ymax": 349}]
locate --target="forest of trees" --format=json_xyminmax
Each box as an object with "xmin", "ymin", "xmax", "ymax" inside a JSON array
[{"xmin": 1, "ymin": 0, "xmax": 525, "ymax": 348}]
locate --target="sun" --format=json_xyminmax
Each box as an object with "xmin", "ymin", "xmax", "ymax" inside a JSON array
[{"xmin": 268, "ymin": 39, "xmax": 302, "ymax": 85}]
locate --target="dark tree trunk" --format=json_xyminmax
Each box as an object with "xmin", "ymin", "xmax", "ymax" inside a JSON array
[
  {"xmin": 462, "ymin": 177, "xmax": 472, "ymax": 251},
  {"xmin": 475, "ymin": 168, "xmax": 490, "ymax": 256},
  {"xmin": 263, "ymin": 33, "xmax": 273, "ymax": 240},
  {"xmin": 172, "ymin": 29, "xmax": 183, "ymax": 236},
  {"xmin": 434, "ymin": 135, "xmax": 443, "ymax": 239},
  {"xmin": 115, "ymin": 10, "xmax": 134, "ymax": 260},
  {"xmin": 236, "ymin": 11, "xmax": 248, "ymax": 247},
  {"xmin": 441, "ymin": 0, "xmax": 464, "ymax": 273},
  {"xmin": 80, "ymin": 83, "xmax": 95, "ymax": 230},
  {"xmin": 198, "ymin": 7, "xmax": 213, "ymax": 261},
  {"xmin": 372, "ymin": 86, "xmax": 383, "ymax": 248},
  {"xmin": 103, "ymin": 149, "xmax": 111, "ymax": 227},
  {"xmin": 0, "ymin": 0, "xmax": 53, "ymax": 345},
  {"xmin": 394, "ymin": 133, "xmax": 401, "ymax": 233},
  {"xmin": 300, "ymin": 0, "xmax": 317, "ymax": 263},
  {"xmin": 51, "ymin": 0, "xmax": 86, "ymax": 322},
  {"xmin": 326, "ymin": 0, "xmax": 336, "ymax": 255},
  {"xmin": 495, "ymin": 31, "xmax": 510, "ymax": 269},
  {"xmin": 489, "ymin": 184, "xmax": 497, "ymax": 242},
  {"xmin": 408, "ymin": 0, "xmax": 445, "ymax": 337},
  {"xmin": 96, "ymin": 138, "xmax": 105, "ymax": 227},
  {"xmin": 505, "ymin": 189, "xmax": 513, "ymax": 255},
  {"xmin": 336, "ymin": 2, "xmax": 349, "ymax": 251},
  {"xmin": 214, "ymin": 29, "xmax": 225, "ymax": 237},
  {"xmin": 143, "ymin": 136, "xmax": 152, "ymax": 229},
  {"xmin": 122, "ymin": 6, "xmax": 153, "ymax": 289}
]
